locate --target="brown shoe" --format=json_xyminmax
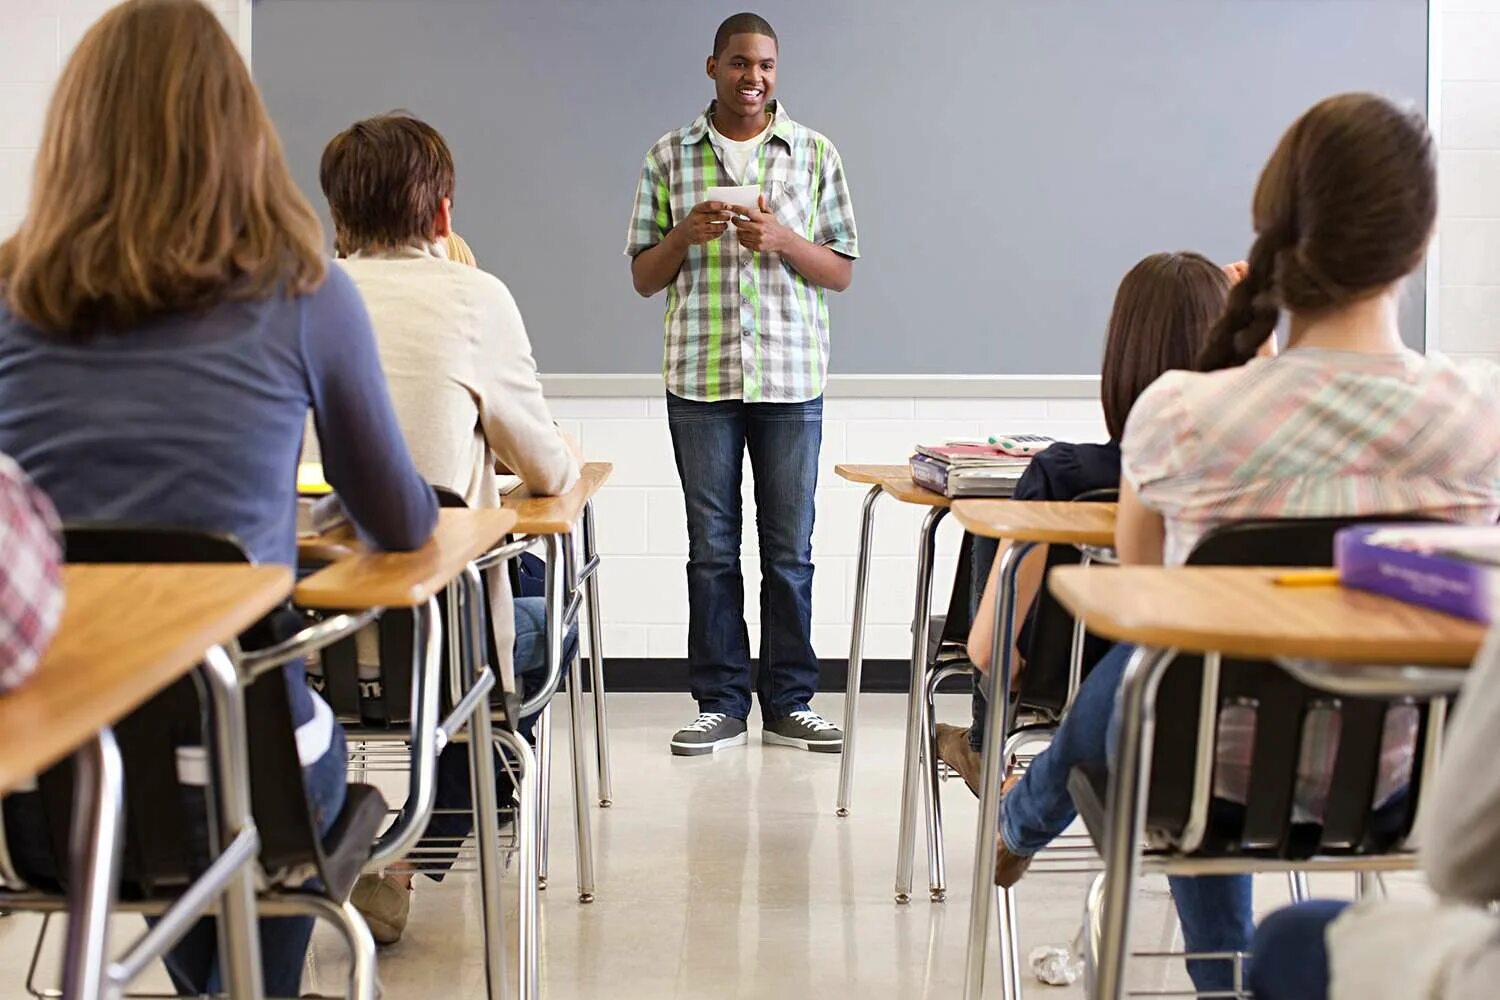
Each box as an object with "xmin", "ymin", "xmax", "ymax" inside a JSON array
[
  {"xmin": 995, "ymin": 836, "xmax": 1035, "ymax": 888},
  {"xmin": 934, "ymin": 723, "xmax": 985, "ymax": 797},
  {"xmin": 350, "ymin": 873, "xmax": 411, "ymax": 946}
]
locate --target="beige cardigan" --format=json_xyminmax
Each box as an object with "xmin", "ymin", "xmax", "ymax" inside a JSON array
[{"xmin": 308, "ymin": 241, "xmax": 579, "ymax": 690}]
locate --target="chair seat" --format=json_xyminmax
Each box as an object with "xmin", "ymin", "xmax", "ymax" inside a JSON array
[{"xmin": 316, "ymin": 783, "xmax": 388, "ymax": 901}]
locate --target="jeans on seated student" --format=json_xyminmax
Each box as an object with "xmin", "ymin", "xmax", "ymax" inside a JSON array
[
  {"xmin": 997, "ymin": 642, "xmax": 1253, "ymax": 993},
  {"xmin": 352, "ymin": 596, "xmax": 578, "ymax": 944}
]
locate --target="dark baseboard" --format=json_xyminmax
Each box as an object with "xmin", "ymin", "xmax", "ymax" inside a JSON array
[{"xmin": 592, "ymin": 658, "xmax": 974, "ymax": 694}]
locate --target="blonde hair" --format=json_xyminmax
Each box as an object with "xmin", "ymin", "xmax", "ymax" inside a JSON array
[
  {"xmin": 0, "ymin": 0, "xmax": 326, "ymax": 335},
  {"xmin": 446, "ymin": 233, "xmax": 477, "ymax": 267}
]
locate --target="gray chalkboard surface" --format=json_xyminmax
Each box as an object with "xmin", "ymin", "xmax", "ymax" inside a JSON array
[{"xmin": 254, "ymin": 0, "xmax": 1429, "ymax": 375}]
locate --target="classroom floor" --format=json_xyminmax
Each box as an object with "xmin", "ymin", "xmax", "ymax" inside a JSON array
[{"xmin": 0, "ymin": 693, "xmax": 1430, "ymax": 999}]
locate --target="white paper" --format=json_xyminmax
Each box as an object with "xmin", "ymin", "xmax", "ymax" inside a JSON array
[{"xmin": 705, "ymin": 184, "xmax": 760, "ymax": 229}]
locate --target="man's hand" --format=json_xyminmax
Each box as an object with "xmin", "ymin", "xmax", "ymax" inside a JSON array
[
  {"xmin": 733, "ymin": 194, "xmax": 795, "ymax": 254},
  {"xmin": 674, "ymin": 201, "xmax": 734, "ymax": 246}
]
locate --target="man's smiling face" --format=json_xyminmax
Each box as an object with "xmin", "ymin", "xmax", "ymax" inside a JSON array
[{"xmin": 708, "ymin": 32, "xmax": 777, "ymax": 120}]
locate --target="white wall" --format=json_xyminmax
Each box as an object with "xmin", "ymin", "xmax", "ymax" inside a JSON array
[
  {"xmin": 0, "ymin": 1, "xmax": 1494, "ymax": 662},
  {"xmin": 0, "ymin": 0, "xmax": 250, "ymax": 237},
  {"xmin": 1436, "ymin": 0, "xmax": 1500, "ymax": 363}
]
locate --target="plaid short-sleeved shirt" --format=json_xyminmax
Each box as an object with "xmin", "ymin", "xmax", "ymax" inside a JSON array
[
  {"xmin": 625, "ymin": 101, "xmax": 859, "ymax": 403},
  {"xmin": 0, "ymin": 452, "xmax": 62, "ymax": 694}
]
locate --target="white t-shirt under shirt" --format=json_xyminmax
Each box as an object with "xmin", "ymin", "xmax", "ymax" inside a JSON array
[{"xmin": 709, "ymin": 115, "xmax": 773, "ymax": 184}]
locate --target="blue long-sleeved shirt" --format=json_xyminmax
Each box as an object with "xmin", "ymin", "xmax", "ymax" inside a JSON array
[{"xmin": 0, "ymin": 267, "xmax": 438, "ymax": 761}]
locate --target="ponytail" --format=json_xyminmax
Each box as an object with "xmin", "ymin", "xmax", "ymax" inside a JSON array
[{"xmin": 1196, "ymin": 230, "xmax": 1284, "ymax": 371}]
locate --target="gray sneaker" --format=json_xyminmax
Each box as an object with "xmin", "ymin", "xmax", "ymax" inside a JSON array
[
  {"xmin": 763, "ymin": 710, "xmax": 843, "ymax": 753},
  {"xmin": 670, "ymin": 712, "xmax": 749, "ymax": 756}
]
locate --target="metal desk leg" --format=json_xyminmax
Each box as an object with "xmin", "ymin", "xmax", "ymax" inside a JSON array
[
  {"xmin": 496, "ymin": 729, "xmax": 539, "ymax": 1000},
  {"xmin": 59, "ymin": 728, "xmax": 125, "ymax": 1000},
  {"xmin": 455, "ymin": 566, "xmax": 508, "ymax": 1000},
  {"xmin": 199, "ymin": 644, "xmax": 266, "ymax": 1000},
  {"xmin": 836, "ymin": 485, "xmax": 883, "ymax": 818},
  {"xmin": 894, "ymin": 506, "xmax": 946, "ymax": 903},
  {"xmin": 1092, "ymin": 646, "xmax": 1177, "ymax": 1000},
  {"xmin": 536, "ymin": 702, "xmax": 553, "ymax": 891},
  {"xmin": 962, "ymin": 541, "xmax": 1033, "ymax": 1000},
  {"xmin": 582, "ymin": 501, "xmax": 613, "ymax": 807},
  {"xmin": 556, "ymin": 534, "xmax": 596, "ymax": 902}
]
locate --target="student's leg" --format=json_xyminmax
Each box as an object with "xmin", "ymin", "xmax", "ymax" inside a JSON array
[
  {"xmin": 968, "ymin": 535, "xmax": 999, "ymax": 752},
  {"xmin": 744, "ymin": 396, "xmax": 822, "ymax": 724},
  {"xmin": 1167, "ymin": 874, "xmax": 1255, "ymax": 993},
  {"xmin": 999, "ymin": 642, "xmax": 1133, "ymax": 854},
  {"xmin": 1247, "ymin": 901, "xmax": 1348, "ymax": 1000},
  {"xmin": 666, "ymin": 393, "xmax": 753, "ymax": 720},
  {"xmin": 175, "ymin": 725, "xmax": 349, "ymax": 996}
]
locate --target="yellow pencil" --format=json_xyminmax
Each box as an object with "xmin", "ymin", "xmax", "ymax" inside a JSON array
[{"xmin": 1273, "ymin": 569, "xmax": 1341, "ymax": 587}]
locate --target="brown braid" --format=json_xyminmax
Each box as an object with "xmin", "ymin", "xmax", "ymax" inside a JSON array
[{"xmin": 1196, "ymin": 93, "xmax": 1435, "ymax": 372}]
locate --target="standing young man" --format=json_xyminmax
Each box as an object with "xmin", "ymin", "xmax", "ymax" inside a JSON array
[{"xmin": 625, "ymin": 12, "xmax": 859, "ymax": 756}]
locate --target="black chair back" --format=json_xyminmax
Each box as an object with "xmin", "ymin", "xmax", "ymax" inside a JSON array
[
  {"xmin": 1143, "ymin": 516, "xmax": 1431, "ymax": 858},
  {"xmin": 5, "ymin": 525, "xmax": 341, "ymax": 895}
]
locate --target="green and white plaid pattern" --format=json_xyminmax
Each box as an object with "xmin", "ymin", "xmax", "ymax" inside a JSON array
[{"xmin": 625, "ymin": 102, "xmax": 859, "ymax": 403}]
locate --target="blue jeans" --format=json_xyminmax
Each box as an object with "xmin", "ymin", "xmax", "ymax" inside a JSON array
[
  {"xmin": 423, "ymin": 596, "xmax": 577, "ymax": 876},
  {"xmin": 1248, "ymin": 900, "xmax": 1347, "ymax": 999},
  {"xmin": 160, "ymin": 725, "xmax": 349, "ymax": 997},
  {"xmin": 999, "ymin": 642, "xmax": 1252, "ymax": 993},
  {"xmin": 666, "ymin": 392, "xmax": 822, "ymax": 723}
]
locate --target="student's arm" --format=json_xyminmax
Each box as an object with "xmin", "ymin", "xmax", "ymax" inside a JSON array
[
  {"xmin": 1115, "ymin": 480, "xmax": 1165, "ymax": 567},
  {"xmin": 1421, "ymin": 630, "xmax": 1500, "ymax": 902},
  {"xmin": 470, "ymin": 279, "xmax": 579, "ymax": 497},
  {"xmin": 301, "ymin": 268, "xmax": 438, "ymax": 550},
  {"xmin": 625, "ymin": 152, "xmax": 733, "ymax": 297},
  {"xmin": 966, "ymin": 540, "xmax": 1047, "ymax": 679}
]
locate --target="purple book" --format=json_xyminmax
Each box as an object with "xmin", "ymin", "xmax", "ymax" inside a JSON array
[{"xmin": 1335, "ymin": 524, "xmax": 1500, "ymax": 624}]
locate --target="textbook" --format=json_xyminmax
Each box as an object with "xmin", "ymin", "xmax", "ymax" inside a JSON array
[
  {"xmin": 1335, "ymin": 524, "xmax": 1500, "ymax": 624},
  {"xmin": 910, "ymin": 453, "xmax": 1024, "ymax": 498},
  {"xmin": 914, "ymin": 442, "xmax": 1040, "ymax": 467}
]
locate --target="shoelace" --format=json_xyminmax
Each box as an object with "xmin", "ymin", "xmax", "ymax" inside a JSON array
[
  {"xmin": 788, "ymin": 710, "xmax": 837, "ymax": 732},
  {"xmin": 682, "ymin": 712, "xmax": 728, "ymax": 734}
]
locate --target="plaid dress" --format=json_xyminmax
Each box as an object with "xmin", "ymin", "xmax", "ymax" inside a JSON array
[
  {"xmin": 0, "ymin": 452, "xmax": 62, "ymax": 694},
  {"xmin": 625, "ymin": 101, "xmax": 859, "ymax": 403}
]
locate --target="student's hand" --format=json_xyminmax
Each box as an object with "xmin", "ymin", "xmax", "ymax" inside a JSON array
[
  {"xmin": 675, "ymin": 201, "xmax": 734, "ymax": 245},
  {"xmin": 1222, "ymin": 260, "xmax": 1249, "ymax": 284},
  {"xmin": 733, "ymin": 195, "xmax": 795, "ymax": 254}
]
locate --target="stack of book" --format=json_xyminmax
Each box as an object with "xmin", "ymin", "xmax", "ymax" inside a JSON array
[
  {"xmin": 909, "ymin": 439, "xmax": 1045, "ymax": 498},
  {"xmin": 1336, "ymin": 524, "xmax": 1500, "ymax": 625}
]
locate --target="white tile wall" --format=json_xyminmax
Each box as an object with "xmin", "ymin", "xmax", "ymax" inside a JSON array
[
  {"xmin": 560, "ymin": 395, "xmax": 1107, "ymax": 660},
  {"xmin": 1438, "ymin": 0, "xmax": 1500, "ymax": 359},
  {"xmin": 0, "ymin": 0, "xmax": 250, "ymax": 238}
]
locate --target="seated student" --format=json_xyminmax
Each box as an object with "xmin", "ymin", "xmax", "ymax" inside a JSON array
[
  {"xmin": 936, "ymin": 251, "xmax": 1236, "ymax": 794},
  {"xmin": 1250, "ymin": 628, "xmax": 1500, "ymax": 1000},
  {"xmin": 0, "ymin": 1, "xmax": 438, "ymax": 994},
  {"xmin": 981, "ymin": 92, "xmax": 1500, "ymax": 993},
  {"xmin": 316, "ymin": 112, "xmax": 581, "ymax": 944}
]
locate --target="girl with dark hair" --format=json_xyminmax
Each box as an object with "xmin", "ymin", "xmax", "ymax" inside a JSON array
[
  {"xmin": 938, "ymin": 251, "xmax": 1236, "ymax": 792},
  {"xmin": 984, "ymin": 93, "xmax": 1500, "ymax": 994}
]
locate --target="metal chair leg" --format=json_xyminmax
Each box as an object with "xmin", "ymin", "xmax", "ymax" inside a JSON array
[
  {"xmin": 581, "ymin": 501, "xmax": 613, "ymax": 808},
  {"xmin": 1092, "ymin": 646, "xmax": 1178, "ymax": 1000},
  {"xmin": 1288, "ymin": 872, "xmax": 1311, "ymax": 903},
  {"xmin": 536, "ymin": 702, "xmax": 553, "ymax": 891},
  {"xmin": 995, "ymin": 886, "xmax": 1022, "ymax": 1000},
  {"xmin": 60, "ymin": 728, "xmax": 125, "ymax": 1000},
  {"xmin": 923, "ymin": 661, "xmax": 965, "ymax": 902},
  {"xmin": 558, "ymin": 535, "xmax": 597, "ymax": 903},
  {"xmin": 837, "ymin": 484, "xmax": 883, "ymax": 817},
  {"xmin": 496, "ymin": 729, "xmax": 539, "ymax": 1000},
  {"xmin": 962, "ymin": 541, "xmax": 1032, "ymax": 999},
  {"xmin": 895, "ymin": 506, "xmax": 946, "ymax": 903}
]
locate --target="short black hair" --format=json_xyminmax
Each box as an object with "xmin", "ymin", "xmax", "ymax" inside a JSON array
[{"xmin": 713, "ymin": 12, "xmax": 777, "ymax": 57}]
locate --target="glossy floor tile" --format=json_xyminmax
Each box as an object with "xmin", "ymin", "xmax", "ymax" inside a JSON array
[{"xmin": 0, "ymin": 693, "xmax": 1430, "ymax": 998}]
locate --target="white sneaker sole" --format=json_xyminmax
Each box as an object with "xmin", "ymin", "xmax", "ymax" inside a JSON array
[
  {"xmin": 763, "ymin": 731, "xmax": 843, "ymax": 753},
  {"xmin": 670, "ymin": 731, "xmax": 749, "ymax": 756}
]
